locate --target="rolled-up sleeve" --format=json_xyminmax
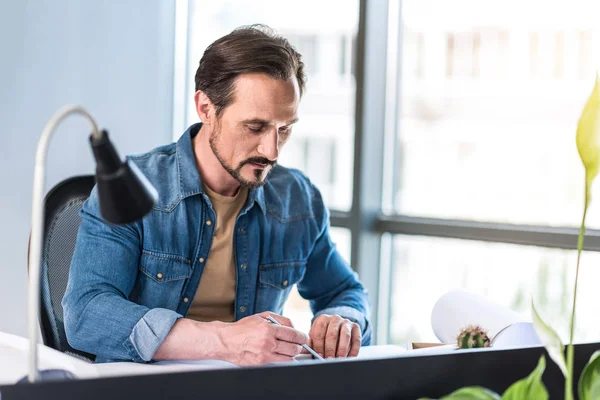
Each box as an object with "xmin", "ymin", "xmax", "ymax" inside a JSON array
[{"xmin": 125, "ymin": 308, "xmax": 182, "ymax": 362}]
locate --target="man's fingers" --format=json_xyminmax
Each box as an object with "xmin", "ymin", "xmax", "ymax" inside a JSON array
[
  {"xmin": 324, "ymin": 317, "xmax": 343, "ymax": 358},
  {"xmin": 274, "ymin": 325, "xmax": 309, "ymax": 345},
  {"xmin": 253, "ymin": 314, "xmax": 361, "ymax": 360},
  {"xmin": 309, "ymin": 315, "xmax": 329, "ymax": 357},
  {"xmin": 275, "ymin": 340, "xmax": 304, "ymax": 357},
  {"xmin": 348, "ymin": 323, "xmax": 362, "ymax": 357},
  {"xmin": 336, "ymin": 322, "xmax": 353, "ymax": 358}
]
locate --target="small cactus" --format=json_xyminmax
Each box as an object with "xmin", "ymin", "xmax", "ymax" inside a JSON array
[{"xmin": 457, "ymin": 325, "xmax": 491, "ymax": 349}]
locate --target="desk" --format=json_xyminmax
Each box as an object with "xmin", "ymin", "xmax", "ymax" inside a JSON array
[{"xmin": 2, "ymin": 332, "xmax": 597, "ymax": 399}]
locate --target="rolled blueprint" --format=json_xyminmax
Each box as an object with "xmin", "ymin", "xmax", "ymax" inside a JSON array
[{"xmin": 431, "ymin": 290, "xmax": 531, "ymax": 345}]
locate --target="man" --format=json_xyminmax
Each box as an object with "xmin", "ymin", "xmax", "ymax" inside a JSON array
[{"xmin": 63, "ymin": 25, "xmax": 371, "ymax": 365}]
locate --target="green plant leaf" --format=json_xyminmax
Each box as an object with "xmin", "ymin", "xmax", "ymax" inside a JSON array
[
  {"xmin": 570, "ymin": 73, "xmax": 600, "ymax": 400},
  {"xmin": 441, "ymin": 387, "xmax": 500, "ymax": 399},
  {"xmin": 532, "ymin": 301, "xmax": 567, "ymax": 377},
  {"xmin": 576, "ymin": 73, "xmax": 600, "ymax": 189},
  {"xmin": 444, "ymin": 388, "xmax": 501, "ymax": 399},
  {"xmin": 416, "ymin": 387, "xmax": 501, "ymax": 400},
  {"xmin": 501, "ymin": 356, "xmax": 548, "ymax": 400},
  {"xmin": 578, "ymin": 351, "xmax": 600, "ymax": 400}
]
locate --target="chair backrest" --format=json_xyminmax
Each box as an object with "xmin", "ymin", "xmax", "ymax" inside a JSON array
[{"xmin": 39, "ymin": 175, "xmax": 96, "ymax": 362}]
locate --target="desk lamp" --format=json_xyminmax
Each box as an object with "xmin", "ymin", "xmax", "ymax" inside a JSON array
[{"xmin": 24, "ymin": 105, "xmax": 158, "ymax": 382}]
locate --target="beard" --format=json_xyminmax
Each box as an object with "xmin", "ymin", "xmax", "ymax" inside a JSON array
[{"xmin": 208, "ymin": 124, "xmax": 276, "ymax": 189}]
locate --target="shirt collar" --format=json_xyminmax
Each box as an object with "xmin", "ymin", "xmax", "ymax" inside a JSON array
[{"xmin": 176, "ymin": 123, "xmax": 267, "ymax": 215}]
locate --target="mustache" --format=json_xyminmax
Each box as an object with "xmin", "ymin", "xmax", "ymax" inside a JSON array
[{"xmin": 239, "ymin": 157, "xmax": 276, "ymax": 168}]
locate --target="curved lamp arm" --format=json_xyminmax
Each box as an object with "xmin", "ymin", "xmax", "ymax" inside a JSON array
[{"xmin": 27, "ymin": 105, "xmax": 100, "ymax": 382}]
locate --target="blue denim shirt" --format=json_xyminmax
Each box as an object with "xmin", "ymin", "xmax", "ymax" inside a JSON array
[{"xmin": 62, "ymin": 123, "xmax": 371, "ymax": 363}]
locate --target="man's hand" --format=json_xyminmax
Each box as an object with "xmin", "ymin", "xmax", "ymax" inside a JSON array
[
  {"xmin": 308, "ymin": 314, "xmax": 361, "ymax": 359},
  {"xmin": 218, "ymin": 312, "xmax": 309, "ymax": 366}
]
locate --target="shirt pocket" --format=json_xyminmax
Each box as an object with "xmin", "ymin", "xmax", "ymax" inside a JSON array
[
  {"xmin": 133, "ymin": 251, "xmax": 192, "ymax": 310},
  {"xmin": 255, "ymin": 261, "xmax": 306, "ymax": 314}
]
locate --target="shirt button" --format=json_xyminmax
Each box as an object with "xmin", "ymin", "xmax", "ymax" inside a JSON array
[
  {"xmin": 156, "ymin": 273, "xmax": 163, "ymax": 279},
  {"xmin": 239, "ymin": 306, "xmax": 246, "ymax": 313},
  {"xmin": 240, "ymin": 264, "xmax": 247, "ymax": 270},
  {"xmin": 183, "ymin": 297, "xmax": 189, "ymax": 303},
  {"xmin": 206, "ymin": 220, "xmax": 212, "ymax": 226},
  {"xmin": 199, "ymin": 257, "xmax": 205, "ymax": 263},
  {"xmin": 238, "ymin": 227, "xmax": 244, "ymax": 233},
  {"xmin": 282, "ymin": 280, "xmax": 288, "ymax": 287}
]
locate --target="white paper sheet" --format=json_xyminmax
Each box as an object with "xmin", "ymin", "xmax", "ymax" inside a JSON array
[
  {"xmin": 95, "ymin": 358, "xmax": 238, "ymax": 378},
  {"xmin": 96, "ymin": 345, "xmax": 409, "ymax": 375},
  {"xmin": 492, "ymin": 322, "xmax": 541, "ymax": 348},
  {"xmin": 294, "ymin": 344, "xmax": 408, "ymax": 362},
  {"xmin": 431, "ymin": 290, "xmax": 538, "ymax": 347}
]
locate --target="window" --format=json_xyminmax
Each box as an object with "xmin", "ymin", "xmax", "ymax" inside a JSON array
[
  {"xmin": 446, "ymin": 32, "xmax": 476, "ymax": 78},
  {"xmin": 285, "ymin": 34, "xmax": 318, "ymax": 75},
  {"xmin": 401, "ymin": 30, "xmax": 424, "ymax": 79},
  {"xmin": 395, "ymin": 0, "xmax": 600, "ymax": 228},
  {"xmin": 578, "ymin": 31, "xmax": 594, "ymax": 79},
  {"xmin": 388, "ymin": 235, "xmax": 600, "ymax": 344},
  {"xmin": 184, "ymin": 0, "xmax": 359, "ymax": 211}
]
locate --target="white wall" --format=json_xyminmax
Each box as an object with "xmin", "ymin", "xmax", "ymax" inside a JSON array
[{"xmin": 0, "ymin": 0, "xmax": 176, "ymax": 336}]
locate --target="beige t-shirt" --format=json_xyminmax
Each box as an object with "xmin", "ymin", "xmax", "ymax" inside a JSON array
[{"xmin": 186, "ymin": 184, "xmax": 248, "ymax": 322}]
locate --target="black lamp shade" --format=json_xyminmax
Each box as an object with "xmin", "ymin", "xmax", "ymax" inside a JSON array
[{"xmin": 90, "ymin": 130, "xmax": 158, "ymax": 224}]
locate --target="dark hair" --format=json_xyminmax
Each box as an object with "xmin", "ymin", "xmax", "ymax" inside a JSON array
[{"xmin": 194, "ymin": 24, "xmax": 306, "ymax": 117}]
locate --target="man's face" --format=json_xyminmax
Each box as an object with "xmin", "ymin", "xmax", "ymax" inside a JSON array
[{"xmin": 208, "ymin": 73, "xmax": 300, "ymax": 189}]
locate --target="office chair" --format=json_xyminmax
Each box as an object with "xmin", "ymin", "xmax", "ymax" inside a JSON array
[{"xmin": 37, "ymin": 175, "xmax": 96, "ymax": 362}]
